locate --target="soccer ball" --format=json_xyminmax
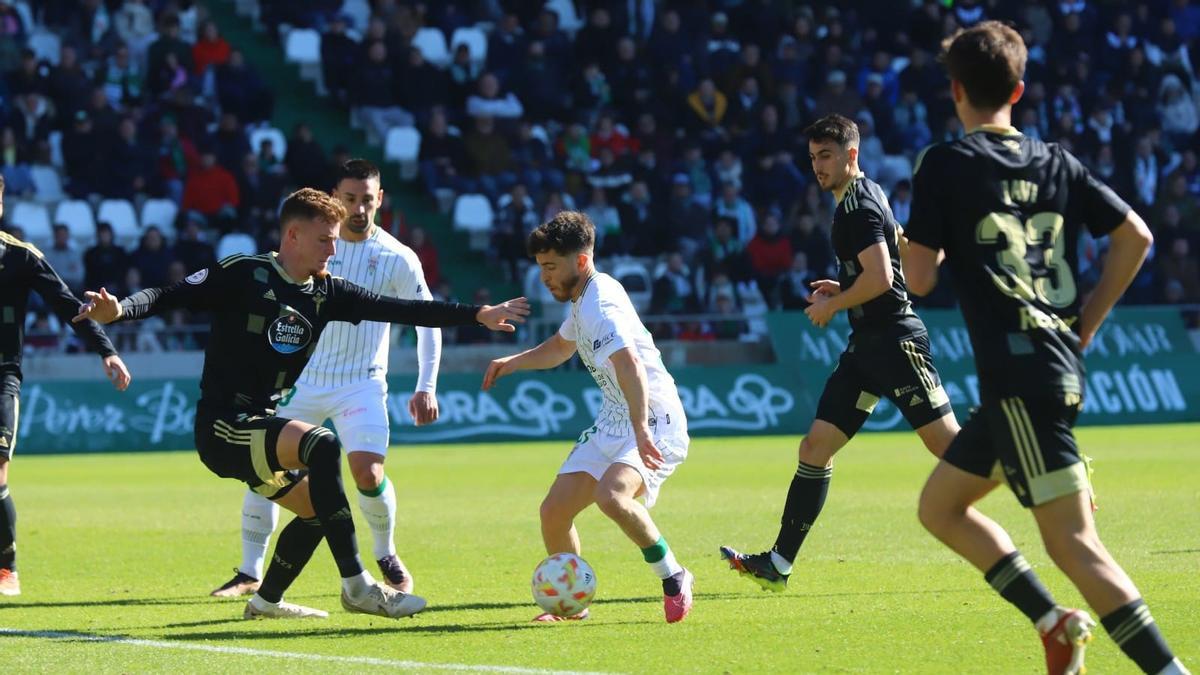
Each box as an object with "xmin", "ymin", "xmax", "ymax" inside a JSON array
[{"xmin": 531, "ymin": 553, "xmax": 597, "ymax": 617}]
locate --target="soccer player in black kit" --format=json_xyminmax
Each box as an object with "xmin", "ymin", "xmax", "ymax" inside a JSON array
[
  {"xmin": 0, "ymin": 175, "xmax": 132, "ymax": 598},
  {"xmin": 720, "ymin": 114, "xmax": 959, "ymax": 590},
  {"xmin": 902, "ymin": 22, "xmax": 1187, "ymax": 675},
  {"xmin": 74, "ymin": 188, "xmax": 529, "ymax": 620}
]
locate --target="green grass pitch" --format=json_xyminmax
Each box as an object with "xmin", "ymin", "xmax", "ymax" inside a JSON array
[{"xmin": 2, "ymin": 424, "xmax": 1196, "ymax": 673}]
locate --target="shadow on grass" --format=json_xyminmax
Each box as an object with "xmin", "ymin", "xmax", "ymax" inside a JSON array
[{"xmin": 0, "ymin": 593, "xmax": 333, "ymax": 611}]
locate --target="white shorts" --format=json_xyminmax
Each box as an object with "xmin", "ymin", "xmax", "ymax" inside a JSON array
[
  {"xmin": 558, "ymin": 409, "xmax": 689, "ymax": 508},
  {"xmin": 278, "ymin": 378, "xmax": 390, "ymax": 456}
]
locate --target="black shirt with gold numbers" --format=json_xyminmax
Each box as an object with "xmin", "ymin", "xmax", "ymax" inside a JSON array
[
  {"xmin": 116, "ymin": 252, "xmax": 480, "ymax": 414},
  {"xmin": 904, "ymin": 126, "xmax": 1130, "ymax": 400},
  {"xmin": 0, "ymin": 231, "xmax": 117, "ymax": 379}
]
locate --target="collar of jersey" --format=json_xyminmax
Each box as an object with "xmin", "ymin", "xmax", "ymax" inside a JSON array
[
  {"xmin": 834, "ymin": 171, "xmax": 865, "ymax": 205},
  {"xmin": 969, "ymin": 124, "xmax": 1021, "ymax": 136},
  {"xmin": 269, "ymin": 252, "xmax": 314, "ymax": 287},
  {"xmin": 572, "ymin": 272, "xmax": 598, "ymax": 304}
]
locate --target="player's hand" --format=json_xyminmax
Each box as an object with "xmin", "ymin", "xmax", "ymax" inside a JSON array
[
  {"xmin": 482, "ymin": 355, "xmax": 518, "ymax": 391},
  {"xmin": 809, "ymin": 279, "xmax": 841, "ymax": 297},
  {"xmin": 103, "ymin": 354, "xmax": 131, "ymax": 391},
  {"xmin": 73, "ymin": 287, "xmax": 122, "ymax": 324},
  {"xmin": 408, "ymin": 391, "xmax": 439, "ymax": 426},
  {"xmin": 635, "ymin": 428, "xmax": 664, "ymax": 471},
  {"xmin": 805, "ymin": 293, "xmax": 837, "ymax": 328},
  {"xmin": 477, "ymin": 296, "xmax": 530, "ymax": 332}
]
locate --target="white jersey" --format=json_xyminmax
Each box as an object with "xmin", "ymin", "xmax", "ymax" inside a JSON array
[
  {"xmin": 559, "ymin": 273, "xmax": 685, "ymax": 436},
  {"xmin": 297, "ymin": 227, "xmax": 435, "ymax": 389}
]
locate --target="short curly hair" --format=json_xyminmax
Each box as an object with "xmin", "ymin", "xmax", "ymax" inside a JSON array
[
  {"xmin": 527, "ymin": 210, "xmax": 595, "ymax": 257},
  {"xmin": 279, "ymin": 188, "xmax": 347, "ymax": 228}
]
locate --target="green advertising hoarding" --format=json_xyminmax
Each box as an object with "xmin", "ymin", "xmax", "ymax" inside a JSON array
[{"xmin": 10, "ymin": 308, "xmax": 1197, "ymax": 454}]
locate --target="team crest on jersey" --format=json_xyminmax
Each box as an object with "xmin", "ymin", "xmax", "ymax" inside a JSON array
[
  {"xmin": 267, "ymin": 308, "xmax": 313, "ymax": 354},
  {"xmin": 185, "ymin": 269, "xmax": 209, "ymax": 285},
  {"xmin": 367, "ymin": 256, "xmax": 379, "ymax": 274}
]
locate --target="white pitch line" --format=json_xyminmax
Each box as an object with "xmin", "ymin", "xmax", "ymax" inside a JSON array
[{"xmin": 0, "ymin": 627, "xmax": 613, "ymax": 674}]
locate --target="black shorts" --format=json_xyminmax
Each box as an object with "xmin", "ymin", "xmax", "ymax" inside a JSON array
[
  {"xmin": 194, "ymin": 406, "xmax": 302, "ymax": 500},
  {"xmin": 0, "ymin": 374, "xmax": 18, "ymax": 461},
  {"xmin": 943, "ymin": 393, "xmax": 1089, "ymax": 508},
  {"xmin": 815, "ymin": 332, "xmax": 953, "ymax": 439}
]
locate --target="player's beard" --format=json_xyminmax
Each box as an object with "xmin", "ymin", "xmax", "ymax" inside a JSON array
[
  {"xmin": 345, "ymin": 215, "xmax": 369, "ymax": 234},
  {"xmin": 549, "ymin": 269, "xmax": 581, "ymax": 302}
]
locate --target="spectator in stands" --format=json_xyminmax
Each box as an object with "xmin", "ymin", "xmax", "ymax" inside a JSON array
[
  {"xmin": 23, "ymin": 311, "xmax": 60, "ymax": 353},
  {"xmin": 147, "ymin": 15, "xmax": 194, "ymax": 84},
  {"xmin": 779, "ymin": 251, "xmax": 814, "ymax": 310},
  {"xmin": 0, "ymin": 126, "xmax": 33, "ymax": 199},
  {"xmin": 1158, "ymin": 74, "xmax": 1198, "ymax": 145},
  {"xmin": 620, "ymin": 180, "xmax": 663, "ymax": 256},
  {"xmin": 63, "ymin": 111, "xmax": 104, "ymax": 198},
  {"xmin": 814, "ymin": 70, "xmax": 861, "ymax": 120},
  {"xmin": 466, "ymin": 72, "xmax": 524, "ymax": 120},
  {"xmin": 101, "ymin": 43, "xmax": 144, "ymax": 107},
  {"xmin": 47, "ymin": 45, "xmax": 92, "ymax": 117},
  {"xmin": 114, "ymin": 0, "xmax": 156, "ymax": 65},
  {"xmin": 319, "ymin": 14, "xmax": 357, "ymax": 104},
  {"xmin": 0, "ymin": 3, "xmax": 24, "ymax": 71},
  {"xmin": 350, "ymin": 42, "xmax": 412, "ymax": 144},
  {"xmin": 446, "ymin": 44, "xmax": 481, "ymax": 111},
  {"xmin": 591, "ymin": 114, "xmax": 638, "ymax": 158},
  {"xmin": 651, "ymin": 252, "xmax": 699, "ymax": 315},
  {"xmin": 487, "ymin": 13, "xmax": 526, "ymax": 84},
  {"xmin": 1160, "ymin": 236, "xmax": 1200, "ymax": 304},
  {"xmin": 6, "ymin": 49, "xmax": 43, "ymax": 97},
  {"xmin": 494, "ymin": 183, "xmax": 538, "ymax": 281},
  {"xmin": 192, "ymin": 21, "xmax": 231, "ymax": 76},
  {"xmin": 173, "ymin": 217, "xmax": 216, "ymax": 273},
  {"xmin": 684, "ymin": 78, "xmax": 729, "ymax": 147},
  {"xmin": 703, "ymin": 217, "xmax": 751, "ymax": 283},
  {"xmin": 511, "ymin": 120, "xmax": 563, "ymax": 198},
  {"xmin": 154, "ymin": 115, "xmax": 196, "ymax": 203},
  {"xmin": 236, "ymin": 151, "xmax": 285, "ymax": 227},
  {"xmin": 418, "ymin": 106, "xmax": 467, "ymax": 197},
  {"xmin": 407, "ymin": 226, "xmax": 440, "ymax": 287},
  {"xmin": 256, "ymin": 137, "xmax": 284, "ymax": 176},
  {"xmin": 104, "ymin": 117, "xmax": 154, "ymax": 200},
  {"xmin": 609, "ymin": 37, "xmax": 653, "ymax": 115},
  {"xmin": 210, "ymin": 112, "xmax": 250, "ymax": 174},
  {"xmin": 663, "ymin": 174, "xmax": 710, "ymax": 262},
  {"xmin": 890, "ymin": 179, "xmax": 914, "ymax": 226},
  {"xmin": 711, "ymin": 292, "xmax": 748, "ymax": 340},
  {"xmin": 1159, "ymin": 173, "xmax": 1199, "ymax": 234},
  {"xmin": 44, "ymin": 224, "xmax": 85, "ymax": 293},
  {"xmin": 714, "ymin": 181, "xmax": 756, "ymax": 245},
  {"xmin": 84, "ymin": 222, "xmax": 129, "ymax": 293},
  {"xmin": 11, "ymin": 92, "xmax": 53, "ymax": 155},
  {"xmin": 285, "ymin": 122, "xmax": 328, "ymax": 190},
  {"xmin": 182, "ymin": 149, "xmax": 239, "ymax": 229},
  {"xmin": 584, "ymin": 186, "xmax": 622, "ymax": 256},
  {"xmin": 746, "ymin": 212, "xmax": 792, "ymax": 302},
  {"xmin": 463, "ymin": 114, "xmax": 514, "ymax": 201},
  {"xmin": 789, "ymin": 212, "xmax": 834, "ymax": 278},
  {"xmin": 541, "ymin": 189, "xmax": 576, "ymax": 223},
  {"xmin": 402, "ymin": 46, "xmax": 451, "ymax": 126},
  {"xmin": 557, "ymin": 122, "xmax": 592, "ymax": 173},
  {"xmin": 586, "ymin": 146, "xmax": 633, "ymax": 197},
  {"xmin": 455, "ymin": 286, "xmax": 498, "ymax": 344},
  {"xmin": 130, "ymin": 226, "xmax": 173, "ymax": 288},
  {"xmin": 216, "ymin": 50, "xmax": 273, "ymax": 124}
]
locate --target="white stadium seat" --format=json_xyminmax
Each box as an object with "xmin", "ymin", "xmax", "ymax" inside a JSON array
[
  {"xmin": 284, "ymin": 28, "xmax": 324, "ymax": 89},
  {"xmin": 612, "ymin": 259, "xmax": 652, "ymax": 313},
  {"xmin": 412, "ymin": 27, "xmax": 450, "ymax": 67},
  {"xmin": 450, "ymin": 27, "xmax": 488, "ymax": 66},
  {"xmin": 27, "ymin": 30, "xmax": 61, "ymax": 65},
  {"xmin": 47, "ymin": 131, "xmax": 64, "ymax": 169},
  {"xmin": 544, "ymin": 0, "xmax": 585, "ymax": 36},
  {"xmin": 139, "ymin": 199, "xmax": 179, "ymax": 239},
  {"xmin": 9, "ymin": 202, "xmax": 53, "ymax": 246},
  {"xmin": 97, "ymin": 199, "xmax": 140, "ymax": 247},
  {"xmin": 384, "ymin": 127, "xmax": 421, "ymax": 180},
  {"xmin": 53, "ymin": 199, "xmax": 96, "ymax": 245},
  {"xmin": 452, "ymin": 194, "xmax": 494, "ymax": 251},
  {"xmin": 217, "ymin": 232, "xmax": 258, "ymax": 259},
  {"xmin": 29, "ymin": 166, "xmax": 64, "ymax": 204},
  {"xmin": 249, "ymin": 126, "xmax": 287, "ymax": 159},
  {"xmin": 341, "ymin": 0, "xmax": 372, "ymax": 33}
]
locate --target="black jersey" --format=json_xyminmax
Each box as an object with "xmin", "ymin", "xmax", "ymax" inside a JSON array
[
  {"xmin": 904, "ymin": 126, "xmax": 1129, "ymax": 399},
  {"xmin": 0, "ymin": 231, "xmax": 116, "ymax": 378},
  {"xmin": 831, "ymin": 174, "xmax": 924, "ymax": 339},
  {"xmin": 116, "ymin": 252, "xmax": 481, "ymax": 414}
]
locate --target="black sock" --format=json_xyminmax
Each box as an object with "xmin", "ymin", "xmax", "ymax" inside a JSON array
[
  {"xmin": 1101, "ymin": 599, "xmax": 1176, "ymax": 674},
  {"xmin": 0, "ymin": 483, "xmax": 14, "ymax": 571},
  {"xmin": 298, "ymin": 428, "xmax": 363, "ymax": 578},
  {"xmin": 662, "ymin": 570, "xmax": 685, "ymax": 597},
  {"xmin": 771, "ymin": 461, "xmax": 832, "ymax": 564},
  {"xmin": 257, "ymin": 516, "xmax": 323, "ymax": 603},
  {"xmin": 983, "ymin": 551, "xmax": 1056, "ymax": 624}
]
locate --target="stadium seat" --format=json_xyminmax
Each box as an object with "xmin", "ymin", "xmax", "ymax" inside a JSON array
[
  {"xmin": 53, "ymin": 199, "xmax": 96, "ymax": 245},
  {"xmin": 217, "ymin": 232, "xmax": 258, "ymax": 259},
  {"xmin": 340, "ymin": 0, "xmax": 372, "ymax": 33},
  {"xmin": 736, "ymin": 281, "xmax": 769, "ymax": 338},
  {"xmin": 47, "ymin": 131, "xmax": 64, "ymax": 169},
  {"xmin": 9, "ymin": 201, "xmax": 53, "ymax": 246},
  {"xmin": 284, "ymin": 28, "xmax": 323, "ymax": 87},
  {"xmin": 612, "ymin": 259, "xmax": 653, "ymax": 313},
  {"xmin": 450, "ymin": 27, "xmax": 488, "ymax": 66},
  {"xmin": 29, "ymin": 166, "xmax": 64, "ymax": 204},
  {"xmin": 384, "ymin": 127, "xmax": 421, "ymax": 181},
  {"xmin": 451, "ymin": 194, "xmax": 494, "ymax": 251},
  {"xmin": 412, "ymin": 27, "xmax": 450, "ymax": 68},
  {"xmin": 97, "ymin": 199, "xmax": 140, "ymax": 247},
  {"xmin": 27, "ymin": 30, "xmax": 61, "ymax": 65},
  {"xmin": 249, "ymin": 126, "xmax": 287, "ymax": 159},
  {"xmin": 139, "ymin": 199, "xmax": 179, "ymax": 239},
  {"xmin": 11, "ymin": 1, "xmax": 33, "ymax": 33},
  {"xmin": 544, "ymin": 0, "xmax": 585, "ymax": 36}
]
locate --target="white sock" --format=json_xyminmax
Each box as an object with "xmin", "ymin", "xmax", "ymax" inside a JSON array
[
  {"xmin": 249, "ymin": 593, "xmax": 278, "ymax": 611},
  {"xmin": 770, "ymin": 550, "xmax": 794, "ymax": 575},
  {"xmin": 1035, "ymin": 607, "xmax": 1062, "ymax": 634},
  {"xmin": 342, "ymin": 571, "xmax": 374, "ymax": 599},
  {"xmin": 240, "ymin": 490, "xmax": 279, "ymax": 579},
  {"xmin": 357, "ymin": 476, "xmax": 397, "ymax": 560},
  {"xmin": 1158, "ymin": 658, "xmax": 1190, "ymax": 675},
  {"xmin": 650, "ymin": 549, "xmax": 684, "ymax": 579}
]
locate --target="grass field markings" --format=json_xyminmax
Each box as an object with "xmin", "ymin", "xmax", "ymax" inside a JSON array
[
  {"xmin": 0, "ymin": 627, "xmax": 616, "ymax": 674},
  {"xmin": 1149, "ymin": 548, "xmax": 1200, "ymax": 555},
  {"xmin": 0, "ymin": 595, "xmax": 240, "ymax": 610}
]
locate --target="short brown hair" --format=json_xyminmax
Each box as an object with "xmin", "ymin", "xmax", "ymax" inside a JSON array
[
  {"xmin": 941, "ymin": 20, "xmax": 1027, "ymax": 111},
  {"xmin": 279, "ymin": 188, "xmax": 347, "ymax": 228},
  {"xmin": 805, "ymin": 114, "xmax": 859, "ymax": 148},
  {"xmin": 527, "ymin": 211, "xmax": 595, "ymax": 257}
]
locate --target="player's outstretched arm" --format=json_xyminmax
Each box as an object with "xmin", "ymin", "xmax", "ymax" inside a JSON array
[
  {"xmin": 1078, "ymin": 211, "xmax": 1153, "ymax": 348},
  {"xmin": 329, "ymin": 278, "xmax": 530, "ymax": 330},
  {"xmin": 609, "ymin": 347, "xmax": 663, "ymax": 470},
  {"xmin": 482, "ymin": 332, "xmax": 576, "ymax": 390}
]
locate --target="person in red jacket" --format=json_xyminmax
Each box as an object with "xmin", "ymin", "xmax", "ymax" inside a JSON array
[
  {"xmin": 745, "ymin": 212, "xmax": 793, "ymax": 303},
  {"xmin": 192, "ymin": 21, "xmax": 231, "ymax": 75},
  {"xmin": 182, "ymin": 149, "xmax": 239, "ymax": 229}
]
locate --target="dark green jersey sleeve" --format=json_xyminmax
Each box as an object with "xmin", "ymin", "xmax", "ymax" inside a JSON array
[
  {"xmin": 117, "ymin": 266, "xmax": 229, "ymax": 320},
  {"xmin": 843, "ymin": 205, "xmax": 888, "ymax": 258},
  {"xmin": 325, "ymin": 277, "xmax": 481, "ymax": 327},
  {"xmin": 903, "ymin": 145, "xmax": 947, "ymax": 251},
  {"xmin": 1060, "ymin": 147, "xmax": 1131, "ymax": 238},
  {"xmin": 27, "ymin": 251, "xmax": 117, "ymax": 358}
]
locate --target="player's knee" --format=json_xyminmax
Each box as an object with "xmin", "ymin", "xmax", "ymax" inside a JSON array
[
  {"xmin": 592, "ymin": 487, "xmax": 626, "ymax": 518},
  {"xmin": 1043, "ymin": 529, "xmax": 1103, "ymax": 572},
  {"xmin": 298, "ymin": 427, "xmax": 341, "ymax": 471},
  {"xmin": 539, "ymin": 494, "xmax": 570, "ymax": 527},
  {"xmin": 798, "ymin": 436, "xmax": 834, "ymax": 467},
  {"xmin": 917, "ymin": 485, "xmax": 951, "ymax": 536},
  {"xmin": 348, "ymin": 458, "xmax": 384, "ymax": 491}
]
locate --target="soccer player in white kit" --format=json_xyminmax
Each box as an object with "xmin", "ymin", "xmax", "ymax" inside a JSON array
[
  {"xmin": 483, "ymin": 211, "xmax": 695, "ymax": 623},
  {"xmin": 211, "ymin": 160, "xmax": 438, "ymax": 597}
]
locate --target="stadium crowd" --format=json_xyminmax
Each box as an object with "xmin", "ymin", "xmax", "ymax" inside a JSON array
[{"xmin": 2, "ymin": 0, "xmax": 1199, "ymax": 352}]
